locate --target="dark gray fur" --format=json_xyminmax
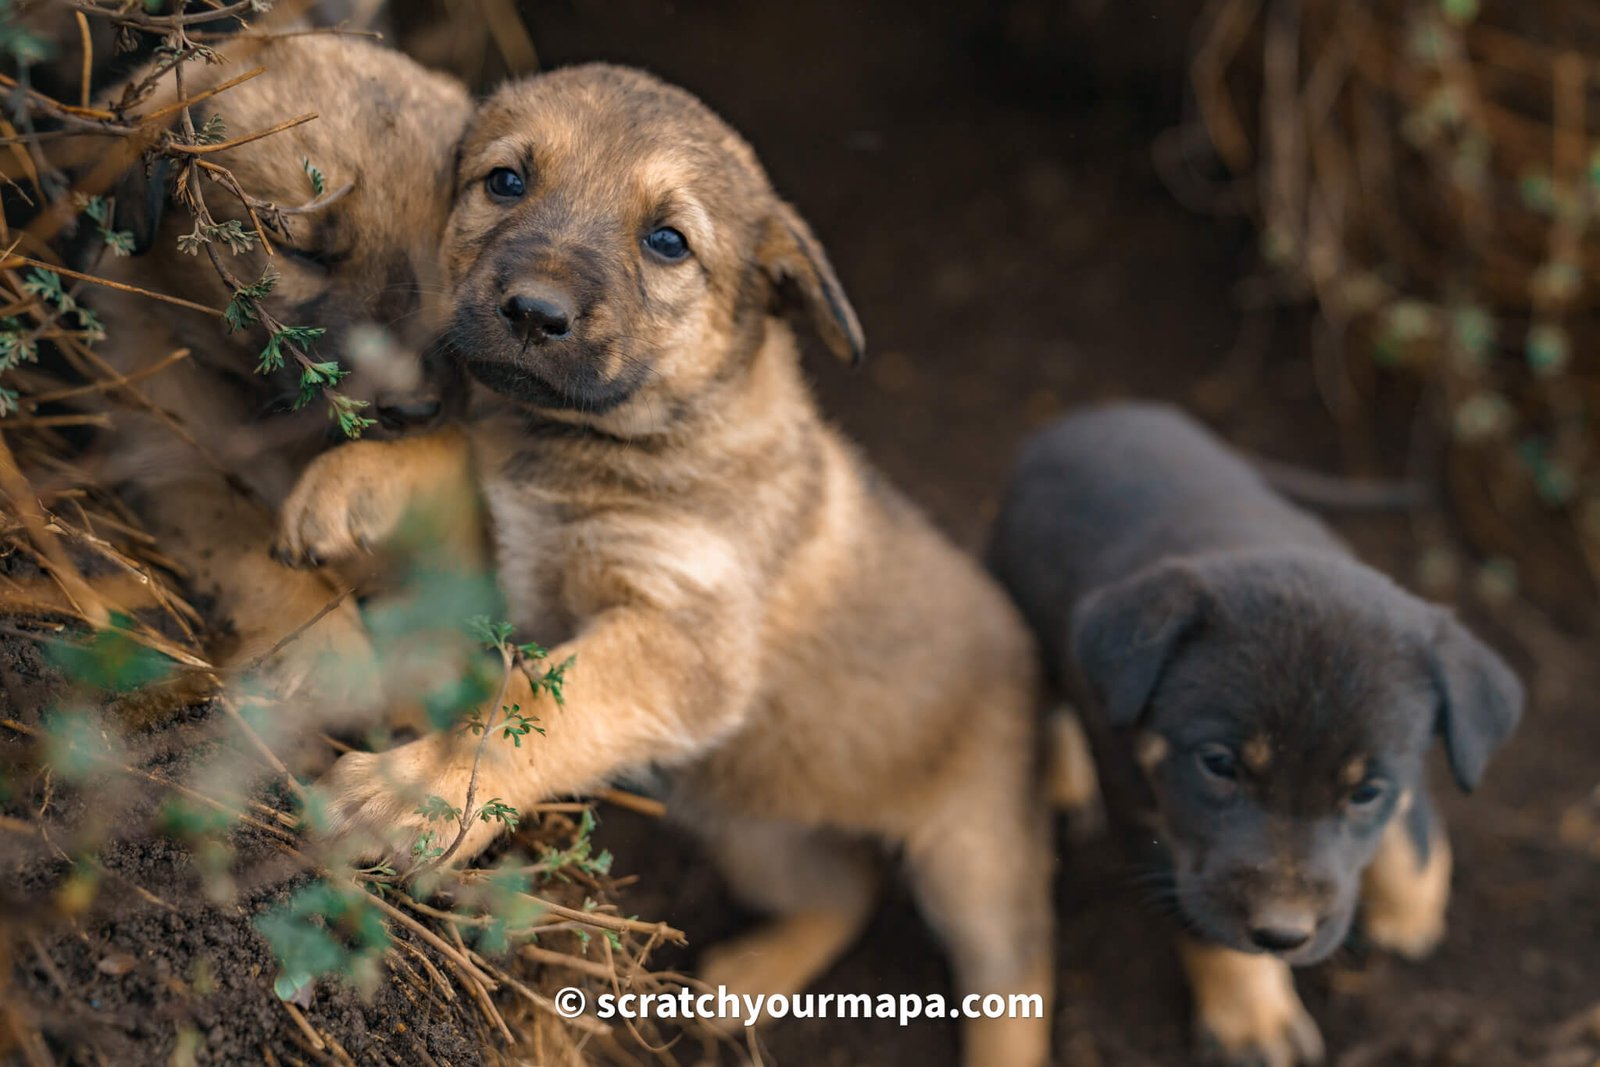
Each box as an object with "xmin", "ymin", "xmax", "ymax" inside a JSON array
[{"xmin": 989, "ymin": 402, "xmax": 1522, "ymax": 963}]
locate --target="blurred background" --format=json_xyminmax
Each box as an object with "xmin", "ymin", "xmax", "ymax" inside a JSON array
[{"xmin": 4, "ymin": 0, "xmax": 1600, "ymax": 1064}]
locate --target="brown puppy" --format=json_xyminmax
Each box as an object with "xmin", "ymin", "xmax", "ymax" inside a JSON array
[
  {"xmin": 91, "ymin": 35, "xmax": 471, "ymax": 701},
  {"xmin": 276, "ymin": 65, "xmax": 1054, "ymax": 1067}
]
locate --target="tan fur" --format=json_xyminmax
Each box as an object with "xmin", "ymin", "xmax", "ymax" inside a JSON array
[
  {"xmin": 1242, "ymin": 735, "xmax": 1272, "ymax": 774},
  {"xmin": 1178, "ymin": 938, "xmax": 1325, "ymax": 1067},
  {"xmin": 1047, "ymin": 707, "xmax": 1105, "ymax": 841},
  {"xmin": 279, "ymin": 65, "xmax": 1052, "ymax": 1067},
  {"xmin": 1135, "ymin": 730, "xmax": 1171, "ymax": 774},
  {"xmin": 1360, "ymin": 808, "xmax": 1452, "ymax": 959},
  {"xmin": 88, "ymin": 37, "xmax": 470, "ymax": 701}
]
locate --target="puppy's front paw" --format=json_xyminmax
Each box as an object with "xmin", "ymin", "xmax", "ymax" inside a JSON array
[
  {"xmin": 274, "ymin": 442, "xmax": 416, "ymax": 567},
  {"xmin": 313, "ymin": 736, "xmax": 509, "ymax": 869},
  {"xmin": 1183, "ymin": 941, "xmax": 1325, "ymax": 1067}
]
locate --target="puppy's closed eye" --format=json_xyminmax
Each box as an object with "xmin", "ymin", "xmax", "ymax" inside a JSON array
[{"xmin": 281, "ymin": 244, "xmax": 350, "ymax": 272}]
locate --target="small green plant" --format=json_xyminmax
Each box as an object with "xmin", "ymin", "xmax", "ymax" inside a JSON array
[
  {"xmin": 22, "ymin": 268, "xmax": 105, "ymax": 342},
  {"xmin": 80, "ymin": 196, "xmax": 137, "ymax": 257},
  {"xmin": 534, "ymin": 809, "xmax": 613, "ymax": 881},
  {"xmin": 415, "ymin": 795, "xmax": 464, "ymax": 823},
  {"xmin": 48, "ymin": 613, "xmax": 174, "ymax": 693},
  {"xmin": 223, "ymin": 267, "xmax": 278, "ymax": 333},
  {"xmin": 256, "ymin": 878, "xmax": 391, "ymax": 1003},
  {"xmin": 477, "ymin": 797, "xmax": 520, "ymax": 831}
]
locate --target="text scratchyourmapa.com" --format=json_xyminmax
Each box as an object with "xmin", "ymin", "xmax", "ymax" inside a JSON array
[{"xmin": 554, "ymin": 986, "xmax": 1046, "ymax": 1028}]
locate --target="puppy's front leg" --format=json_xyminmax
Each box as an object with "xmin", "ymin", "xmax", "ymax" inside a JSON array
[
  {"xmin": 315, "ymin": 600, "xmax": 758, "ymax": 864},
  {"xmin": 1178, "ymin": 938, "xmax": 1324, "ymax": 1067},
  {"xmin": 274, "ymin": 427, "xmax": 484, "ymax": 571},
  {"xmin": 1361, "ymin": 789, "xmax": 1450, "ymax": 959}
]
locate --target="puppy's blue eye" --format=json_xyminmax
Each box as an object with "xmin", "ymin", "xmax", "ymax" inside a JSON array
[
  {"xmin": 486, "ymin": 168, "xmax": 525, "ymax": 199},
  {"xmin": 644, "ymin": 226, "xmax": 689, "ymax": 261},
  {"xmin": 1349, "ymin": 780, "xmax": 1386, "ymax": 807},
  {"xmin": 1196, "ymin": 745, "xmax": 1239, "ymax": 782}
]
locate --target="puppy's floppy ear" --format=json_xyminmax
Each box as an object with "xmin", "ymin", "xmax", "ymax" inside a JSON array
[
  {"xmin": 1426, "ymin": 612, "xmax": 1523, "ymax": 792},
  {"xmin": 758, "ymin": 199, "xmax": 865, "ymax": 367},
  {"xmin": 1070, "ymin": 562, "xmax": 1207, "ymax": 727},
  {"xmin": 111, "ymin": 153, "xmax": 169, "ymax": 256}
]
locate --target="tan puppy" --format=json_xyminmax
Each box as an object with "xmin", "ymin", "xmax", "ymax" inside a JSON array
[
  {"xmin": 91, "ymin": 35, "xmax": 471, "ymax": 700},
  {"xmin": 276, "ymin": 66, "xmax": 1054, "ymax": 1067}
]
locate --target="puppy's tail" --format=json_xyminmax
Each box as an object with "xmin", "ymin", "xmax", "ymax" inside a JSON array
[{"xmin": 1251, "ymin": 458, "xmax": 1435, "ymax": 512}]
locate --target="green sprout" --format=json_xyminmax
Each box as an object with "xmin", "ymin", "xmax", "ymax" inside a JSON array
[
  {"xmin": 256, "ymin": 879, "xmax": 391, "ymax": 1003},
  {"xmin": 477, "ymin": 798, "xmax": 520, "ymax": 831},
  {"xmin": 223, "ymin": 267, "xmax": 278, "ymax": 333}
]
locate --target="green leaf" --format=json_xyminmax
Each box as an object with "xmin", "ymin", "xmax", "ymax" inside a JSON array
[
  {"xmin": 477, "ymin": 798, "xmax": 520, "ymax": 830},
  {"xmin": 537, "ymin": 655, "xmax": 576, "ymax": 707},
  {"xmin": 256, "ymin": 879, "xmax": 391, "ymax": 999},
  {"xmin": 224, "ymin": 266, "xmax": 277, "ymax": 333},
  {"xmin": 258, "ymin": 324, "xmax": 326, "ymax": 374},
  {"xmin": 415, "ymin": 795, "xmax": 464, "ymax": 823},
  {"xmin": 206, "ymin": 219, "xmax": 258, "ymax": 254},
  {"xmin": 468, "ymin": 615, "xmax": 516, "ymax": 649},
  {"xmin": 196, "ymin": 113, "xmax": 227, "ymax": 146},
  {"xmin": 330, "ymin": 393, "xmax": 375, "ymax": 438},
  {"xmin": 48, "ymin": 617, "xmax": 174, "ymax": 693},
  {"xmin": 303, "ymin": 158, "xmax": 325, "ymax": 196}
]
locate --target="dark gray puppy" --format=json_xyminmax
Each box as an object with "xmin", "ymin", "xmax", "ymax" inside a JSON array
[{"xmin": 990, "ymin": 402, "xmax": 1523, "ymax": 1067}]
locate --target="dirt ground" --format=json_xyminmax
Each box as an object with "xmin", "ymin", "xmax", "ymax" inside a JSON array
[
  {"xmin": 5, "ymin": 1, "xmax": 1600, "ymax": 1064},
  {"xmin": 508, "ymin": 1, "xmax": 1600, "ymax": 1064}
]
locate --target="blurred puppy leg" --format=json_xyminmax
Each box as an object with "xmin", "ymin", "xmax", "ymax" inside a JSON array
[
  {"xmin": 1047, "ymin": 705, "xmax": 1105, "ymax": 840},
  {"xmin": 904, "ymin": 769, "xmax": 1054, "ymax": 1067},
  {"xmin": 699, "ymin": 816, "xmax": 879, "ymax": 1010},
  {"xmin": 1361, "ymin": 790, "xmax": 1451, "ymax": 959},
  {"xmin": 1178, "ymin": 938, "xmax": 1323, "ymax": 1067}
]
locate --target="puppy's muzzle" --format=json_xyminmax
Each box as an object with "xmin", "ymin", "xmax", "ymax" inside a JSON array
[
  {"xmin": 1247, "ymin": 901, "xmax": 1318, "ymax": 953},
  {"xmin": 498, "ymin": 285, "xmax": 574, "ymax": 344},
  {"xmin": 375, "ymin": 394, "xmax": 444, "ymax": 431}
]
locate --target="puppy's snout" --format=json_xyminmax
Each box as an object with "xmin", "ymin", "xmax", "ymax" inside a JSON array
[
  {"xmin": 498, "ymin": 288, "xmax": 573, "ymax": 344},
  {"xmin": 375, "ymin": 395, "xmax": 444, "ymax": 431},
  {"xmin": 1247, "ymin": 902, "xmax": 1318, "ymax": 953}
]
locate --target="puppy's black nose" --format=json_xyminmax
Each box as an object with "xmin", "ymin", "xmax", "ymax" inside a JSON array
[
  {"xmin": 499, "ymin": 292, "xmax": 572, "ymax": 343},
  {"xmin": 1249, "ymin": 925, "xmax": 1312, "ymax": 952},
  {"xmin": 375, "ymin": 397, "xmax": 443, "ymax": 430}
]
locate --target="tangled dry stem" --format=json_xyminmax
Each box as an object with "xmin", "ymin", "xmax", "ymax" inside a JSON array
[
  {"xmin": 0, "ymin": 4, "xmax": 705, "ymax": 1064},
  {"xmin": 1185, "ymin": 0, "xmax": 1600, "ymax": 608}
]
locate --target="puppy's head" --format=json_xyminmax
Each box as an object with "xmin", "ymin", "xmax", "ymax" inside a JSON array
[
  {"xmin": 1071, "ymin": 551, "xmax": 1522, "ymax": 964},
  {"xmin": 441, "ymin": 64, "xmax": 862, "ymax": 429},
  {"xmin": 110, "ymin": 35, "xmax": 472, "ymax": 437}
]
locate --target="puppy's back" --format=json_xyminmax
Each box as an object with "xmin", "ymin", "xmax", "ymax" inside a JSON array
[{"xmin": 990, "ymin": 402, "xmax": 1343, "ymax": 663}]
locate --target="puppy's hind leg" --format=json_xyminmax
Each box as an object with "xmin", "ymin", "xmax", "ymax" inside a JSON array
[
  {"xmin": 1047, "ymin": 705, "xmax": 1105, "ymax": 842},
  {"xmin": 903, "ymin": 763, "xmax": 1054, "ymax": 1067},
  {"xmin": 697, "ymin": 816, "xmax": 880, "ymax": 1012},
  {"xmin": 1361, "ymin": 789, "xmax": 1451, "ymax": 960}
]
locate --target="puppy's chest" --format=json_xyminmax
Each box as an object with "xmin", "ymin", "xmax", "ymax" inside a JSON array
[{"xmin": 482, "ymin": 482, "xmax": 573, "ymax": 638}]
